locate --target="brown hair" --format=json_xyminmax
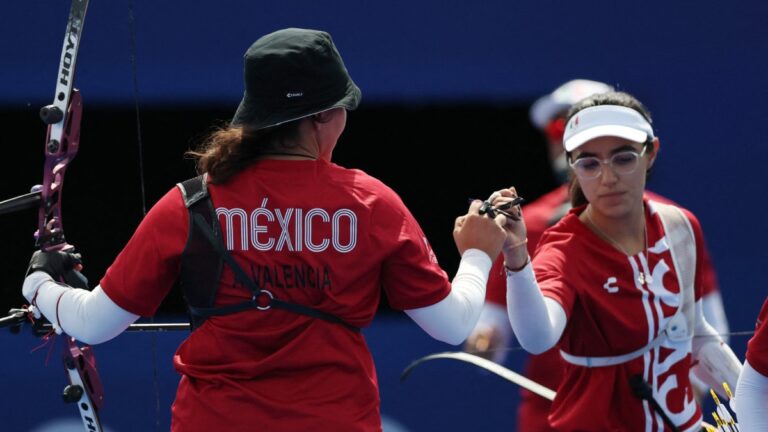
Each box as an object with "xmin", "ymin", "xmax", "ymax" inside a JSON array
[
  {"xmin": 186, "ymin": 120, "xmax": 303, "ymax": 184},
  {"xmin": 565, "ymin": 91, "xmax": 654, "ymax": 207}
]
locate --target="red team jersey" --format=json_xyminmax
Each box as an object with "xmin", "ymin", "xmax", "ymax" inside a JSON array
[
  {"xmin": 746, "ymin": 298, "xmax": 768, "ymax": 376},
  {"xmin": 100, "ymin": 159, "xmax": 452, "ymax": 432},
  {"xmin": 485, "ymin": 186, "xmax": 720, "ymax": 431},
  {"xmin": 533, "ymin": 199, "xmax": 706, "ymax": 431}
]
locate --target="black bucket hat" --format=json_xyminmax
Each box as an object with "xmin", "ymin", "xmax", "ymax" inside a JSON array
[{"xmin": 231, "ymin": 28, "xmax": 361, "ymax": 131}]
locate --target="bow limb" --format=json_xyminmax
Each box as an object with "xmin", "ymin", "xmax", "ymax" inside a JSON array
[
  {"xmin": 63, "ymin": 339, "xmax": 105, "ymax": 431},
  {"xmin": 37, "ymin": 0, "xmax": 89, "ymax": 253},
  {"xmin": 33, "ymin": 1, "xmax": 105, "ymax": 431},
  {"xmin": 400, "ymin": 351, "xmax": 556, "ymax": 401}
]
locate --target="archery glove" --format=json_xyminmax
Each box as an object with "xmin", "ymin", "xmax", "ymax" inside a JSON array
[{"xmin": 27, "ymin": 250, "xmax": 89, "ymax": 290}]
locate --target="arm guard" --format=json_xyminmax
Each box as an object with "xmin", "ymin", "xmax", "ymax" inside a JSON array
[{"xmin": 691, "ymin": 300, "xmax": 742, "ymax": 397}]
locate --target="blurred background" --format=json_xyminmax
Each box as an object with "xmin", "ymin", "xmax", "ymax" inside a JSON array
[{"xmin": 1, "ymin": 1, "xmax": 766, "ymax": 430}]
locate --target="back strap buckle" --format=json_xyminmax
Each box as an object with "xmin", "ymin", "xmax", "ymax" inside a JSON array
[{"xmin": 254, "ymin": 289, "xmax": 274, "ymax": 311}]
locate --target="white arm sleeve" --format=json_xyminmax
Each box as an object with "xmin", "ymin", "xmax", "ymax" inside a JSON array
[
  {"xmin": 701, "ymin": 291, "xmax": 730, "ymax": 343},
  {"xmin": 734, "ymin": 360, "xmax": 768, "ymax": 430},
  {"xmin": 506, "ymin": 262, "xmax": 566, "ymax": 354},
  {"xmin": 22, "ymin": 271, "xmax": 139, "ymax": 344},
  {"xmin": 405, "ymin": 249, "xmax": 492, "ymax": 346},
  {"xmin": 690, "ymin": 299, "xmax": 742, "ymax": 396}
]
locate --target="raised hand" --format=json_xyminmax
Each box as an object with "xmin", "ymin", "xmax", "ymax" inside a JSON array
[
  {"xmin": 489, "ymin": 187, "xmax": 529, "ymax": 271},
  {"xmin": 26, "ymin": 249, "xmax": 89, "ymax": 290},
  {"xmin": 453, "ymin": 199, "xmax": 507, "ymax": 259}
]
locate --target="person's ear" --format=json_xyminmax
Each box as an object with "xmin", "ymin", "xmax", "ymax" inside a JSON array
[
  {"xmin": 647, "ymin": 137, "xmax": 660, "ymax": 169},
  {"xmin": 312, "ymin": 110, "xmax": 333, "ymax": 124}
]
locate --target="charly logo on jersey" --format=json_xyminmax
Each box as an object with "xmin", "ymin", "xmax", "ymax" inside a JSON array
[{"xmin": 602, "ymin": 276, "xmax": 619, "ymax": 293}]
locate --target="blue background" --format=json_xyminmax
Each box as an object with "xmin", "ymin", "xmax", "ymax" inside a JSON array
[{"xmin": 1, "ymin": 1, "xmax": 766, "ymax": 430}]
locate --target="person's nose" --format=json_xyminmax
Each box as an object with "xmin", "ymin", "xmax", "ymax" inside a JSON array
[{"xmin": 599, "ymin": 161, "xmax": 619, "ymax": 185}]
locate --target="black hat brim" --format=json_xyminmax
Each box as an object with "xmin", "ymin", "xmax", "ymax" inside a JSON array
[{"xmin": 231, "ymin": 80, "xmax": 361, "ymax": 130}]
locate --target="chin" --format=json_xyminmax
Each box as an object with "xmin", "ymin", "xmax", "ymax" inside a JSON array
[{"xmin": 592, "ymin": 195, "xmax": 633, "ymax": 218}]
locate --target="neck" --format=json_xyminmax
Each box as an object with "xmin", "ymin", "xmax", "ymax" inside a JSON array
[
  {"xmin": 259, "ymin": 151, "xmax": 317, "ymax": 160},
  {"xmin": 584, "ymin": 203, "xmax": 646, "ymax": 255}
]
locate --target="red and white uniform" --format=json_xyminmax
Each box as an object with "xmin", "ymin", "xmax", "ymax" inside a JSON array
[
  {"xmin": 746, "ymin": 299, "xmax": 768, "ymax": 377},
  {"xmin": 485, "ymin": 185, "xmax": 720, "ymax": 432},
  {"xmin": 100, "ymin": 159, "xmax": 452, "ymax": 432},
  {"xmin": 735, "ymin": 298, "xmax": 768, "ymax": 430},
  {"xmin": 531, "ymin": 199, "xmax": 705, "ymax": 431}
]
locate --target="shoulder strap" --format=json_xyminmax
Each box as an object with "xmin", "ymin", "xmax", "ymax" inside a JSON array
[
  {"xmin": 176, "ymin": 174, "xmax": 224, "ymax": 330},
  {"xmin": 651, "ymin": 200, "xmax": 696, "ymax": 342},
  {"xmin": 178, "ymin": 174, "xmax": 209, "ymax": 207}
]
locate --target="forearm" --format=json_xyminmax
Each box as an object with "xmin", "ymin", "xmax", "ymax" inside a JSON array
[
  {"xmin": 734, "ymin": 360, "xmax": 768, "ymax": 430},
  {"xmin": 691, "ymin": 300, "xmax": 742, "ymax": 395},
  {"xmin": 23, "ymin": 272, "xmax": 139, "ymax": 344},
  {"xmin": 506, "ymin": 263, "xmax": 566, "ymax": 354},
  {"xmin": 405, "ymin": 249, "xmax": 492, "ymax": 345}
]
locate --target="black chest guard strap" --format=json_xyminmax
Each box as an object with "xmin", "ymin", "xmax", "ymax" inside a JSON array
[{"xmin": 177, "ymin": 175, "xmax": 359, "ymax": 333}]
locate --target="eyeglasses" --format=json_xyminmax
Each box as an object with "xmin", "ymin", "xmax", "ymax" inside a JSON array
[{"xmin": 569, "ymin": 146, "xmax": 648, "ymax": 180}]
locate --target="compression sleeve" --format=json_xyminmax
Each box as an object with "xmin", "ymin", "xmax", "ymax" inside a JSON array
[
  {"xmin": 505, "ymin": 262, "xmax": 567, "ymax": 354},
  {"xmin": 405, "ymin": 248, "xmax": 492, "ymax": 345},
  {"xmin": 23, "ymin": 271, "xmax": 139, "ymax": 344},
  {"xmin": 734, "ymin": 360, "xmax": 768, "ymax": 431}
]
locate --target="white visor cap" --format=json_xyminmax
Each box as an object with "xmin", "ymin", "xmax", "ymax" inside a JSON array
[{"xmin": 563, "ymin": 105, "xmax": 654, "ymax": 152}]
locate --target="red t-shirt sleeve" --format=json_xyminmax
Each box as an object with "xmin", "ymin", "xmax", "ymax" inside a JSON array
[
  {"xmin": 747, "ymin": 299, "xmax": 768, "ymax": 376},
  {"xmin": 682, "ymin": 208, "xmax": 707, "ymax": 302},
  {"xmin": 697, "ymin": 232, "xmax": 720, "ymax": 297},
  {"xmin": 100, "ymin": 187, "xmax": 188, "ymax": 316},
  {"xmin": 377, "ymin": 195, "xmax": 451, "ymax": 311},
  {"xmin": 532, "ymin": 233, "xmax": 574, "ymax": 318}
]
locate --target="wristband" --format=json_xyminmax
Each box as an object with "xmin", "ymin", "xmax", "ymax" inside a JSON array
[
  {"xmin": 504, "ymin": 238, "xmax": 528, "ymax": 250},
  {"xmin": 504, "ymin": 256, "xmax": 530, "ymax": 273}
]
